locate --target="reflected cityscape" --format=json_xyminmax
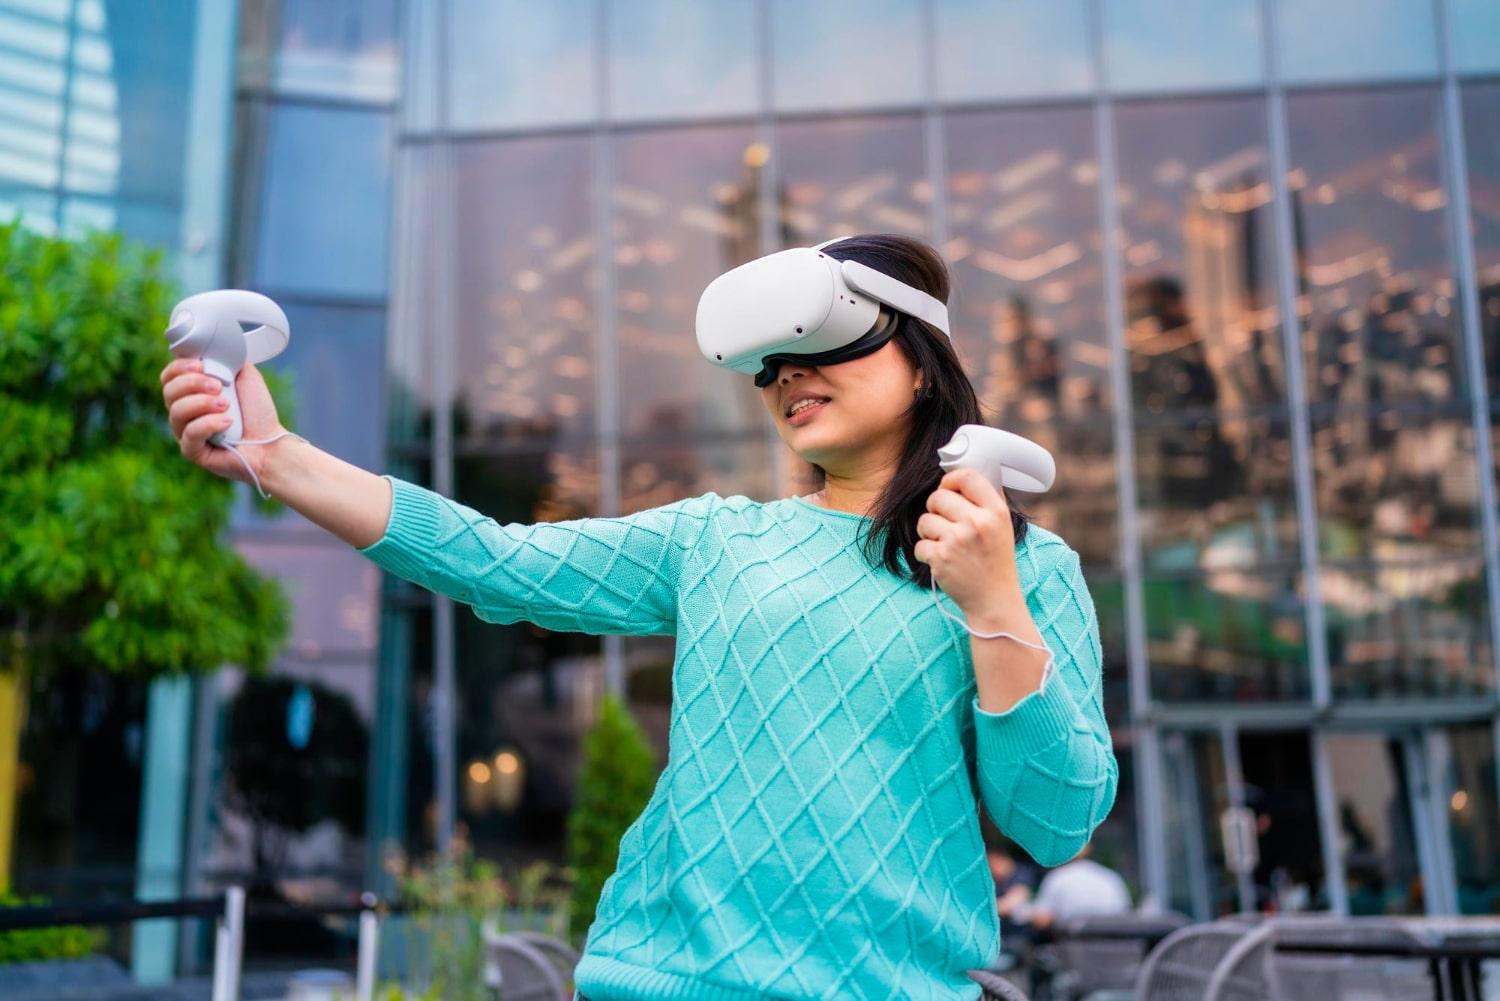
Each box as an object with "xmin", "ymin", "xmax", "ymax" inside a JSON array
[{"xmin": 4, "ymin": 0, "xmax": 1500, "ymax": 980}]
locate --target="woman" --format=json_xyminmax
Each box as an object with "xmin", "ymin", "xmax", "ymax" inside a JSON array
[{"xmin": 161, "ymin": 234, "xmax": 1115, "ymax": 1000}]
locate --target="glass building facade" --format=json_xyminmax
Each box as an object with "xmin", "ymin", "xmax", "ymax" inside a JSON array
[{"xmin": 5, "ymin": 0, "xmax": 1500, "ymax": 979}]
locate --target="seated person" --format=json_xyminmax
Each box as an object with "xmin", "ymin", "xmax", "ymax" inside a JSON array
[{"xmin": 1025, "ymin": 842, "xmax": 1131, "ymax": 930}]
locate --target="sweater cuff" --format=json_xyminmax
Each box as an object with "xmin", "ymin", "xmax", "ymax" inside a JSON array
[
  {"xmin": 972, "ymin": 677, "xmax": 1080, "ymax": 763},
  {"xmin": 356, "ymin": 476, "xmax": 443, "ymax": 580}
]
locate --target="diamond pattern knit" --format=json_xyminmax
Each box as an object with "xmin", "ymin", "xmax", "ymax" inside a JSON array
[{"xmin": 358, "ymin": 478, "xmax": 1117, "ymax": 1001}]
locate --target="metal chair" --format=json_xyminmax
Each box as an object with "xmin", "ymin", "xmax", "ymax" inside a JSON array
[
  {"xmin": 1044, "ymin": 913, "xmax": 1192, "ymax": 1000},
  {"xmin": 1134, "ymin": 919, "xmax": 1258, "ymax": 1001},
  {"xmin": 1203, "ymin": 921, "xmax": 1276, "ymax": 1001},
  {"xmin": 970, "ymin": 967, "xmax": 1036, "ymax": 1001},
  {"xmin": 486, "ymin": 932, "xmax": 573, "ymax": 1000}
]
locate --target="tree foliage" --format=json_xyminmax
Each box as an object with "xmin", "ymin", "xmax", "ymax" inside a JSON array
[
  {"xmin": 565, "ymin": 693, "xmax": 658, "ymax": 941},
  {"xmin": 0, "ymin": 223, "xmax": 291, "ymax": 677}
]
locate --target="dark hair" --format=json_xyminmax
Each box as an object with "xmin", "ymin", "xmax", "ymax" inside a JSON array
[{"xmin": 818, "ymin": 234, "xmax": 1031, "ymax": 588}]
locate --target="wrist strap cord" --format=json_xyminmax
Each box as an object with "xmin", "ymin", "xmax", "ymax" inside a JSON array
[
  {"xmin": 930, "ymin": 578, "xmax": 1055, "ymax": 695},
  {"xmin": 219, "ymin": 431, "xmax": 307, "ymax": 500}
]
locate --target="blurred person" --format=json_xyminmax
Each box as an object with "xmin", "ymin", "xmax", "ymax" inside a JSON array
[
  {"xmin": 1025, "ymin": 843, "xmax": 1131, "ymax": 930},
  {"xmin": 160, "ymin": 234, "xmax": 1115, "ymax": 1000}
]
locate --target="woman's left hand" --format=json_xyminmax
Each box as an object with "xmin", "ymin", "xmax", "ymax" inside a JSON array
[{"xmin": 915, "ymin": 468, "xmax": 1021, "ymax": 623}]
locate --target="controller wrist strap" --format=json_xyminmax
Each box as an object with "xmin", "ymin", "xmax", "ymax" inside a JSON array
[
  {"xmin": 218, "ymin": 430, "xmax": 307, "ymax": 500},
  {"xmin": 929, "ymin": 578, "xmax": 1055, "ymax": 695}
]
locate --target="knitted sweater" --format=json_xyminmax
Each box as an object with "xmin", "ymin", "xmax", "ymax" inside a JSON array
[{"xmin": 358, "ymin": 478, "xmax": 1117, "ymax": 1001}]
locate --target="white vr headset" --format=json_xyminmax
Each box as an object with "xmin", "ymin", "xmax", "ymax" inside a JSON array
[{"xmin": 696, "ymin": 239, "xmax": 951, "ymax": 387}]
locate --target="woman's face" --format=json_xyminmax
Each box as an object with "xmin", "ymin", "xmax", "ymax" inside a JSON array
[{"xmin": 758, "ymin": 341, "xmax": 923, "ymax": 476}]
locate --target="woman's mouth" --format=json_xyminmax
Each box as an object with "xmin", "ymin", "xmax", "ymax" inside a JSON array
[{"xmin": 786, "ymin": 397, "xmax": 830, "ymax": 425}]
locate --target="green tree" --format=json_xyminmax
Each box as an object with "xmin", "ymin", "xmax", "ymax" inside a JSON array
[
  {"xmin": 0, "ymin": 222, "xmax": 294, "ymax": 888},
  {"xmin": 565, "ymin": 694, "xmax": 658, "ymax": 942}
]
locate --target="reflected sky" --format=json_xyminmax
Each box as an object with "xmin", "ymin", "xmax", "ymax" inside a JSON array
[
  {"xmin": 1274, "ymin": 0, "xmax": 1439, "ymax": 83},
  {"xmin": 448, "ymin": 0, "xmax": 597, "ymax": 130},
  {"xmin": 770, "ymin": 0, "xmax": 923, "ymax": 112},
  {"xmin": 609, "ymin": 1, "xmax": 757, "ymax": 121},
  {"xmin": 936, "ymin": 0, "xmax": 1093, "ymax": 101},
  {"xmin": 1452, "ymin": 0, "xmax": 1500, "ymax": 74},
  {"xmin": 1104, "ymin": 0, "xmax": 1263, "ymax": 93}
]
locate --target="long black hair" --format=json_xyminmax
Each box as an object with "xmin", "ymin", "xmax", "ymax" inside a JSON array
[{"xmin": 817, "ymin": 234, "xmax": 1031, "ymax": 588}]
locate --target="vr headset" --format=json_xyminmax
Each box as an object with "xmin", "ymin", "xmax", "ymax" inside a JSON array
[{"xmin": 696, "ymin": 239, "xmax": 952, "ymax": 387}]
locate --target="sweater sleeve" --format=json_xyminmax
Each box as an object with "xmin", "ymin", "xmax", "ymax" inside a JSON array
[
  {"xmin": 971, "ymin": 543, "xmax": 1117, "ymax": 867},
  {"xmin": 356, "ymin": 476, "xmax": 715, "ymax": 635}
]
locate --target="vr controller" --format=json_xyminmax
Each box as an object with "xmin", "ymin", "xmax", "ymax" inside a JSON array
[
  {"xmin": 164, "ymin": 290, "xmax": 291, "ymax": 446},
  {"xmin": 937, "ymin": 425, "xmax": 1055, "ymax": 494}
]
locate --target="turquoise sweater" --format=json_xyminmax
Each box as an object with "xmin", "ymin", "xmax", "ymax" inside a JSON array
[{"xmin": 359, "ymin": 478, "xmax": 1116, "ymax": 1001}]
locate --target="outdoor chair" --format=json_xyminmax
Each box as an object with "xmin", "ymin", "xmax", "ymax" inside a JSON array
[
  {"xmin": 486, "ymin": 932, "xmax": 574, "ymax": 1001},
  {"xmin": 1041, "ymin": 912, "xmax": 1191, "ymax": 1000},
  {"xmin": 1266, "ymin": 918, "xmax": 1432, "ymax": 1001},
  {"xmin": 1134, "ymin": 918, "xmax": 1258, "ymax": 1001},
  {"xmin": 969, "ymin": 966, "xmax": 1036, "ymax": 1001}
]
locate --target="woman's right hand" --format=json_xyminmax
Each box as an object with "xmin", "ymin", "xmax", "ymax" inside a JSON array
[{"xmin": 160, "ymin": 358, "xmax": 287, "ymax": 486}]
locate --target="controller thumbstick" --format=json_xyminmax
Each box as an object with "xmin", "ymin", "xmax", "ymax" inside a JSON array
[{"xmin": 937, "ymin": 431, "xmax": 969, "ymax": 471}]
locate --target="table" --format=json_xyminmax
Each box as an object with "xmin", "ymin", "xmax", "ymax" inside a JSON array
[{"xmin": 1275, "ymin": 918, "xmax": 1500, "ymax": 1001}]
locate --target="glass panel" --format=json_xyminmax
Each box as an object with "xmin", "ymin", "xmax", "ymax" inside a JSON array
[
  {"xmin": 1161, "ymin": 730, "xmax": 1235, "ymax": 918},
  {"xmin": 61, "ymin": 195, "xmax": 177, "ymax": 250},
  {"xmin": 608, "ymin": 1, "xmax": 758, "ymax": 121},
  {"xmin": 453, "ymin": 450, "xmax": 602, "ymax": 866},
  {"xmin": 1287, "ymin": 88, "xmax": 1465, "ymax": 408},
  {"xmin": 388, "ymin": 147, "xmax": 440, "ymax": 444},
  {"xmin": 1311, "ymin": 410, "xmax": 1483, "ymax": 561},
  {"xmin": 1445, "ymin": 724, "xmax": 1500, "ymax": 914},
  {"xmin": 613, "ymin": 126, "xmax": 767, "ymax": 437},
  {"xmin": 1147, "ymin": 570, "xmax": 1310, "ymax": 702},
  {"xmin": 1325, "ymin": 734, "xmax": 1422, "ymax": 915},
  {"xmin": 394, "ymin": 603, "xmax": 435, "ymax": 854},
  {"xmin": 450, "ymin": 135, "xmax": 598, "ymax": 445},
  {"xmin": 1451, "ymin": 0, "xmax": 1500, "ymax": 74},
  {"xmin": 272, "ymin": 0, "xmax": 397, "ymax": 101},
  {"xmin": 1461, "ymin": 83, "xmax": 1500, "ymax": 404},
  {"xmin": 1134, "ymin": 413, "xmax": 1300, "ymax": 572},
  {"xmin": 624, "ymin": 633, "xmax": 674, "ymax": 762},
  {"xmin": 1090, "ymin": 576, "xmax": 1130, "ymax": 723},
  {"xmin": 1115, "ymin": 96, "xmax": 1287, "ymax": 411},
  {"xmin": 1104, "ymin": 0, "xmax": 1264, "ymax": 93},
  {"xmin": 945, "ymin": 105, "xmax": 1110, "ymax": 420},
  {"xmin": 620, "ymin": 437, "xmax": 777, "ymax": 514},
  {"xmin": 1011, "ymin": 418, "xmax": 1119, "ymax": 570},
  {"xmin": 0, "ymin": 186, "xmax": 57, "ymax": 234},
  {"xmin": 1094, "ymin": 741, "xmax": 1140, "ymax": 899},
  {"xmin": 1324, "ymin": 557, "xmax": 1493, "ymax": 699},
  {"xmin": 15, "ymin": 671, "xmax": 146, "ymax": 899},
  {"xmin": 236, "ymin": 539, "xmax": 382, "ymax": 658},
  {"xmin": 776, "ymin": 115, "xmax": 929, "ymax": 245},
  {"xmin": 400, "ymin": 0, "xmax": 439, "ymax": 130},
  {"xmin": 1239, "ymin": 732, "xmax": 1326, "ymax": 912},
  {"xmin": 935, "ymin": 0, "xmax": 1092, "ymax": 101},
  {"xmin": 769, "ymin": 0, "xmax": 922, "ymax": 113},
  {"xmin": 251, "ymin": 103, "xmax": 393, "ymax": 298},
  {"xmin": 1274, "ymin": 0, "xmax": 1439, "ymax": 84},
  {"xmin": 448, "ymin": 0, "xmax": 597, "ymax": 131}
]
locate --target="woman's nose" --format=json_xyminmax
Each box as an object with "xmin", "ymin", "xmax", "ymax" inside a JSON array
[{"xmin": 778, "ymin": 364, "xmax": 810, "ymax": 386}]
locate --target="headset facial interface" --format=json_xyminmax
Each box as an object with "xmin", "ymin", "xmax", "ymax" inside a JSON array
[{"xmin": 695, "ymin": 240, "xmax": 951, "ymax": 387}]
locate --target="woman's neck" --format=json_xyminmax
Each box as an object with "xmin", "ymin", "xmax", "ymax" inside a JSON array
[{"xmin": 808, "ymin": 457, "xmax": 897, "ymax": 517}]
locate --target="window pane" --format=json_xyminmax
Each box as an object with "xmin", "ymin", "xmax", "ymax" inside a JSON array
[
  {"xmin": 1462, "ymin": 83, "xmax": 1500, "ymax": 404},
  {"xmin": 1445, "ymin": 723, "xmax": 1500, "ymax": 915},
  {"xmin": 946, "ymin": 105, "xmax": 1110, "ymax": 420},
  {"xmin": 0, "ymin": 186, "xmax": 56, "ymax": 234},
  {"xmin": 255, "ymin": 0, "xmax": 399, "ymax": 101},
  {"xmin": 1116, "ymin": 97, "xmax": 1289, "ymax": 411},
  {"xmin": 1135, "ymin": 414, "xmax": 1300, "ymax": 572},
  {"xmin": 613, "ymin": 126, "xmax": 767, "ymax": 437},
  {"xmin": 453, "ymin": 449, "xmax": 602, "ymax": 867},
  {"xmin": 1324, "ymin": 734, "xmax": 1422, "ymax": 915},
  {"xmin": 388, "ymin": 147, "xmax": 440, "ymax": 444},
  {"xmin": 776, "ymin": 115, "xmax": 929, "ymax": 244},
  {"xmin": 1161, "ymin": 731, "xmax": 1235, "ymax": 917},
  {"xmin": 237, "ymin": 539, "xmax": 381, "ymax": 659},
  {"xmin": 1451, "ymin": 0, "xmax": 1500, "ymax": 75},
  {"xmin": 1324, "ymin": 557, "xmax": 1493, "ymax": 699},
  {"xmin": 448, "ymin": 0, "xmax": 597, "ymax": 131},
  {"xmin": 1104, "ymin": 0, "xmax": 1264, "ymax": 93},
  {"xmin": 401, "ymin": 0, "xmax": 439, "ymax": 130},
  {"xmin": 274, "ymin": 302, "xmax": 387, "ymax": 474},
  {"xmin": 251, "ymin": 103, "xmax": 392, "ymax": 298},
  {"xmin": 1274, "ymin": 0, "xmax": 1439, "ymax": 84},
  {"xmin": 1147, "ymin": 570, "xmax": 1310, "ymax": 702},
  {"xmin": 609, "ymin": 1, "xmax": 757, "ymax": 121},
  {"xmin": 1287, "ymin": 88, "xmax": 1465, "ymax": 408},
  {"xmin": 936, "ymin": 0, "xmax": 1092, "ymax": 101},
  {"xmin": 1011, "ymin": 419, "xmax": 1119, "ymax": 570},
  {"xmin": 620, "ymin": 437, "xmax": 776, "ymax": 515},
  {"xmin": 1090, "ymin": 576, "xmax": 1131, "ymax": 723},
  {"xmin": 770, "ymin": 0, "xmax": 922, "ymax": 113},
  {"xmin": 1239, "ymin": 732, "xmax": 1326, "ymax": 914},
  {"xmin": 1312, "ymin": 410, "xmax": 1483, "ymax": 561},
  {"xmin": 451, "ymin": 136, "xmax": 598, "ymax": 445}
]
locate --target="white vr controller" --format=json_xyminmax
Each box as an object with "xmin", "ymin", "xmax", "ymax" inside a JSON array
[
  {"xmin": 938, "ymin": 425, "xmax": 1055, "ymax": 494},
  {"xmin": 164, "ymin": 290, "xmax": 290, "ymax": 446}
]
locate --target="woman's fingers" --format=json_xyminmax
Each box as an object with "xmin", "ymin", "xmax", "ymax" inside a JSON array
[
  {"xmin": 179, "ymin": 410, "xmax": 232, "ymax": 460},
  {"xmin": 916, "ymin": 512, "xmax": 950, "ymax": 542},
  {"xmin": 168, "ymin": 386, "xmax": 226, "ymax": 437},
  {"xmin": 160, "ymin": 358, "xmax": 200, "ymax": 386}
]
